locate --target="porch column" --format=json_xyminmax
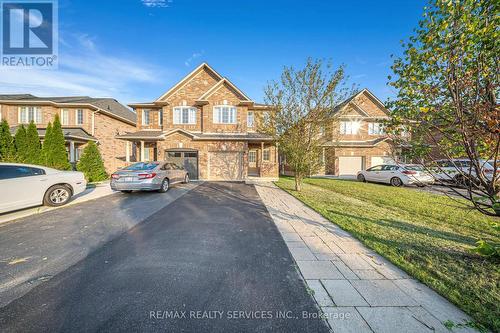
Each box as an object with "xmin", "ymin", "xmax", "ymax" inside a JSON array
[
  {"xmin": 69, "ymin": 141, "xmax": 75, "ymax": 163},
  {"xmin": 126, "ymin": 141, "xmax": 130, "ymax": 163},
  {"xmin": 260, "ymin": 142, "xmax": 264, "ymax": 177},
  {"xmin": 140, "ymin": 141, "xmax": 145, "ymax": 162}
]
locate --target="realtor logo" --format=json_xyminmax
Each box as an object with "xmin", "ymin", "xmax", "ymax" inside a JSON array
[{"xmin": 1, "ymin": 0, "xmax": 58, "ymax": 68}]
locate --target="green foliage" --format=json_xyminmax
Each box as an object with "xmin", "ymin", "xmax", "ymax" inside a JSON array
[
  {"xmin": 0, "ymin": 119, "xmax": 15, "ymax": 162},
  {"xmin": 43, "ymin": 116, "xmax": 71, "ymax": 170},
  {"xmin": 14, "ymin": 125, "xmax": 28, "ymax": 163},
  {"xmin": 76, "ymin": 141, "xmax": 108, "ymax": 182},
  {"xmin": 471, "ymin": 240, "xmax": 499, "ymax": 258},
  {"xmin": 41, "ymin": 122, "xmax": 53, "ymax": 165},
  {"xmin": 25, "ymin": 121, "xmax": 42, "ymax": 165}
]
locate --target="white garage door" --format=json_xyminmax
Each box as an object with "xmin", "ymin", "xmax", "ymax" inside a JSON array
[
  {"xmin": 338, "ymin": 157, "xmax": 363, "ymax": 176},
  {"xmin": 208, "ymin": 151, "xmax": 244, "ymax": 180},
  {"xmin": 371, "ymin": 156, "xmax": 395, "ymax": 167}
]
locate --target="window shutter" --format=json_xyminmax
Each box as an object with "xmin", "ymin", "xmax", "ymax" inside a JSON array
[{"xmin": 189, "ymin": 108, "xmax": 196, "ymax": 124}]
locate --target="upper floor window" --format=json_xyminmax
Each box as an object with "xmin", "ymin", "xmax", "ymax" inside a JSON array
[
  {"xmin": 76, "ymin": 109, "xmax": 84, "ymax": 125},
  {"xmin": 368, "ymin": 122, "xmax": 385, "ymax": 135},
  {"xmin": 19, "ymin": 106, "xmax": 42, "ymax": 124},
  {"xmin": 340, "ymin": 121, "xmax": 360, "ymax": 135},
  {"xmin": 61, "ymin": 109, "xmax": 69, "ymax": 125},
  {"xmin": 173, "ymin": 107, "xmax": 196, "ymax": 125},
  {"xmin": 247, "ymin": 111, "xmax": 254, "ymax": 128},
  {"xmin": 142, "ymin": 109, "xmax": 151, "ymax": 125},
  {"xmin": 159, "ymin": 110, "xmax": 163, "ymax": 126},
  {"xmin": 213, "ymin": 106, "xmax": 236, "ymax": 124}
]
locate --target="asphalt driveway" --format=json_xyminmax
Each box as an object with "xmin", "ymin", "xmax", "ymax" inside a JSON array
[{"xmin": 0, "ymin": 182, "xmax": 329, "ymax": 332}]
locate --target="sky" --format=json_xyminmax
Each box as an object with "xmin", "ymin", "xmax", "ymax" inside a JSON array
[{"xmin": 0, "ymin": 0, "xmax": 426, "ymax": 105}]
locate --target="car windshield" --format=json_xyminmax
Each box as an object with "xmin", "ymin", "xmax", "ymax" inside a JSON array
[
  {"xmin": 404, "ymin": 165, "xmax": 424, "ymax": 171},
  {"xmin": 123, "ymin": 162, "xmax": 158, "ymax": 171}
]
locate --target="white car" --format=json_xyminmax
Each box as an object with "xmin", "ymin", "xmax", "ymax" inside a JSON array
[
  {"xmin": 430, "ymin": 159, "xmax": 499, "ymax": 184},
  {"xmin": 0, "ymin": 163, "xmax": 87, "ymax": 214},
  {"xmin": 357, "ymin": 164, "xmax": 434, "ymax": 187}
]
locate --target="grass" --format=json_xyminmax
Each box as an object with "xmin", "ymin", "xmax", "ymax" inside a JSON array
[{"xmin": 275, "ymin": 176, "xmax": 499, "ymax": 332}]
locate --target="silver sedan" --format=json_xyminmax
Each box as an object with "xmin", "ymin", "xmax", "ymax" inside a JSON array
[{"xmin": 110, "ymin": 161, "xmax": 189, "ymax": 193}]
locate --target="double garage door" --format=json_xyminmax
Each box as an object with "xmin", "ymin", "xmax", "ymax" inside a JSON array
[{"xmin": 208, "ymin": 151, "xmax": 244, "ymax": 180}]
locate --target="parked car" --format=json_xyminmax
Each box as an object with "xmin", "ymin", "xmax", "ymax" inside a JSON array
[
  {"xmin": 357, "ymin": 164, "xmax": 434, "ymax": 187},
  {"xmin": 110, "ymin": 161, "xmax": 189, "ymax": 193},
  {"xmin": 429, "ymin": 159, "xmax": 499, "ymax": 185},
  {"xmin": 0, "ymin": 163, "xmax": 87, "ymax": 213}
]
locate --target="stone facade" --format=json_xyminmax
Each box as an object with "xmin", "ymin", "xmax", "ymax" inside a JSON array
[
  {"xmin": 120, "ymin": 63, "xmax": 279, "ymax": 181},
  {"xmin": 0, "ymin": 99, "xmax": 136, "ymax": 173}
]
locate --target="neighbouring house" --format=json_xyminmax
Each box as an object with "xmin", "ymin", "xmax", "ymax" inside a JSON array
[
  {"xmin": 282, "ymin": 89, "xmax": 402, "ymax": 177},
  {"xmin": 116, "ymin": 63, "xmax": 279, "ymax": 181},
  {"xmin": 0, "ymin": 95, "xmax": 136, "ymax": 172}
]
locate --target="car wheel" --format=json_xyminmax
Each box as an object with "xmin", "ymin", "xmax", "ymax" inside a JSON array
[
  {"xmin": 183, "ymin": 174, "xmax": 189, "ymax": 184},
  {"xmin": 158, "ymin": 178, "xmax": 169, "ymax": 193},
  {"xmin": 357, "ymin": 174, "xmax": 366, "ymax": 182},
  {"xmin": 121, "ymin": 190, "xmax": 132, "ymax": 193},
  {"xmin": 43, "ymin": 185, "xmax": 72, "ymax": 207},
  {"xmin": 390, "ymin": 177, "xmax": 403, "ymax": 187}
]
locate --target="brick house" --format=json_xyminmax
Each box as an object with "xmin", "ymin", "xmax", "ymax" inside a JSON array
[
  {"xmin": 0, "ymin": 95, "xmax": 136, "ymax": 172},
  {"xmin": 282, "ymin": 89, "xmax": 398, "ymax": 177},
  {"xmin": 116, "ymin": 63, "xmax": 279, "ymax": 181}
]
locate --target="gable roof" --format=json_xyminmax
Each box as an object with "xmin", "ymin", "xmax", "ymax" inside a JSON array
[
  {"xmin": 334, "ymin": 88, "xmax": 389, "ymax": 116},
  {"xmin": 156, "ymin": 63, "xmax": 224, "ymax": 101},
  {"xmin": 196, "ymin": 78, "xmax": 252, "ymax": 102},
  {"xmin": 0, "ymin": 94, "xmax": 136, "ymax": 124}
]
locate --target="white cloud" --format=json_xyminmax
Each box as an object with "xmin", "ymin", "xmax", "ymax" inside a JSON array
[
  {"xmin": 0, "ymin": 33, "xmax": 164, "ymax": 103},
  {"xmin": 184, "ymin": 50, "xmax": 204, "ymax": 67},
  {"xmin": 141, "ymin": 0, "xmax": 172, "ymax": 8}
]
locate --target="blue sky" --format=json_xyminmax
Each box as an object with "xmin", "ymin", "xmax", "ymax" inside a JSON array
[{"xmin": 0, "ymin": 0, "xmax": 425, "ymax": 105}]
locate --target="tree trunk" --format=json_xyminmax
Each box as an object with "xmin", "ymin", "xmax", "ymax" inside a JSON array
[{"xmin": 294, "ymin": 174, "xmax": 302, "ymax": 191}]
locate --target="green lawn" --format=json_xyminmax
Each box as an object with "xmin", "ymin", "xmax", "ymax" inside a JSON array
[{"xmin": 275, "ymin": 177, "xmax": 499, "ymax": 332}]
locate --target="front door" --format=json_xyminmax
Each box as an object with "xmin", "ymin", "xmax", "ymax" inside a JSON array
[
  {"xmin": 165, "ymin": 150, "xmax": 199, "ymax": 180},
  {"xmin": 248, "ymin": 150, "xmax": 258, "ymax": 176}
]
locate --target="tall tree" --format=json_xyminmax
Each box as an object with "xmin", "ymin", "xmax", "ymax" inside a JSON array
[
  {"xmin": 45, "ymin": 115, "xmax": 72, "ymax": 170},
  {"xmin": 387, "ymin": 0, "xmax": 499, "ymax": 216},
  {"xmin": 77, "ymin": 141, "xmax": 108, "ymax": 182},
  {"xmin": 0, "ymin": 119, "xmax": 15, "ymax": 162},
  {"xmin": 25, "ymin": 121, "xmax": 42, "ymax": 165},
  {"xmin": 14, "ymin": 125, "xmax": 28, "ymax": 163},
  {"xmin": 262, "ymin": 58, "xmax": 351, "ymax": 191},
  {"xmin": 41, "ymin": 122, "xmax": 53, "ymax": 165}
]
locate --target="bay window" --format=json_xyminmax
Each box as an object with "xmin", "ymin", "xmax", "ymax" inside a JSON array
[
  {"xmin": 76, "ymin": 109, "xmax": 84, "ymax": 125},
  {"xmin": 173, "ymin": 106, "xmax": 196, "ymax": 124},
  {"xmin": 19, "ymin": 106, "xmax": 42, "ymax": 124},
  {"xmin": 142, "ymin": 109, "xmax": 151, "ymax": 125},
  {"xmin": 213, "ymin": 106, "xmax": 236, "ymax": 124}
]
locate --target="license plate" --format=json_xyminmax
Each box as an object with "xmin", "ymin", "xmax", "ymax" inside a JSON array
[{"xmin": 122, "ymin": 177, "xmax": 134, "ymax": 182}]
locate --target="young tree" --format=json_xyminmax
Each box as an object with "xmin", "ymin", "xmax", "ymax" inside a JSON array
[
  {"xmin": 25, "ymin": 121, "xmax": 42, "ymax": 165},
  {"xmin": 262, "ymin": 58, "xmax": 351, "ymax": 191},
  {"xmin": 387, "ymin": 0, "xmax": 499, "ymax": 216},
  {"xmin": 77, "ymin": 141, "xmax": 108, "ymax": 182},
  {"xmin": 41, "ymin": 122, "xmax": 53, "ymax": 165},
  {"xmin": 44, "ymin": 116, "xmax": 72, "ymax": 170},
  {"xmin": 14, "ymin": 125, "xmax": 28, "ymax": 163},
  {"xmin": 0, "ymin": 119, "xmax": 15, "ymax": 162}
]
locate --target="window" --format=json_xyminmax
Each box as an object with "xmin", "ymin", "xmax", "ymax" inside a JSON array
[
  {"xmin": 159, "ymin": 110, "xmax": 163, "ymax": 126},
  {"xmin": 167, "ymin": 152, "xmax": 182, "ymax": 158},
  {"xmin": 61, "ymin": 109, "xmax": 69, "ymax": 125},
  {"xmin": 263, "ymin": 149, "xmax": 270, "ymax": 162},
  {"xmin": 340, "ymin": 121, "xmax": 360, "ymax": 135},
  {"xmin": 173, "ymin": 107, "xmax": 196, "ymax": 124},
  {"xmin": 19, "ymin": 106, "xmax": 42, "ymax": 124},
  {"xmin": 368, "ymin": 122, "xmax": 385, "ymax": 135},
  {"xmin": 213, "ymin": 106, "xmax": 236, "ymax": 124},
  {"xmin": 142, "ymin": 109, "xmax": 151, "ymax": 125},
  {"xmin": 248, "ymin": 151, "xmax": 257, "ymax": 163},
  {"xmin": 76, "ymin": 109, "xmax": 84, "ymax": 125},
  {"xmin": 0, "ymin": 165, "xmax": 45, "ymax": 180},
  {"xmin": 123, "ymin": 162, "xmax": 159, "ymax": 171},
  {"xmin": 247, "ymin": 111, "xmax": 254, "ymax": 128},
  {"xmin": 143, "ymin": 147, "xmax": 150, "ymax": 161},
  {"xmin": 367, "ymin": 165, "xmax": 383, "ymax": 172}
]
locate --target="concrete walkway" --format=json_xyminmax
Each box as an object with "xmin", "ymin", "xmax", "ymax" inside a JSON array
[{"xmin": 255, "ymin": 182, "xmax": 476, "ymax": 333}]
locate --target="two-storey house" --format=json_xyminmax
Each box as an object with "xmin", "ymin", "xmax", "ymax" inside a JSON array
[
  {"xmin": 0, "ymin": 95, "xmax": 136, "ymax": 172},
  {"xmin": 116, "ymin": 63, "xmax": 278, "ymax": 181},
  {"xmin": 317, "ymin": 89, "xmax": 396, "ymax": 176}
]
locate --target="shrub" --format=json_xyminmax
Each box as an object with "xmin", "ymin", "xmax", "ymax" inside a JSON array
[
  {"xmin": 77, "ymin": 141, "xmax": 108, "ymax": 182},
  {"xmin": 14, "ymin": 125, "xmax": 28, "ymax": 163},
  {"xmin": 43, "ymin": 115, "xmax": 71, "ymax": 170},
  {"xmin": 25, "ymin": 121, "xmax": 42, "ymax": 164},
  {"xmin": 0, "ymin": 119, "xmax": 15, "ymax": 162}
]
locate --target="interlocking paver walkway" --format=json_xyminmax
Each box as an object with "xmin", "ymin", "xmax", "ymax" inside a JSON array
[{"xmin": 255, "ymin": 182, "xmax": 476, "ymax": 333}]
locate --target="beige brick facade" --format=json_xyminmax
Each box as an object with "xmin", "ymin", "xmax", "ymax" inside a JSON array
[{"xmin": 119, "ymin": 63, "xmax": 279, "ymax": 181}]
